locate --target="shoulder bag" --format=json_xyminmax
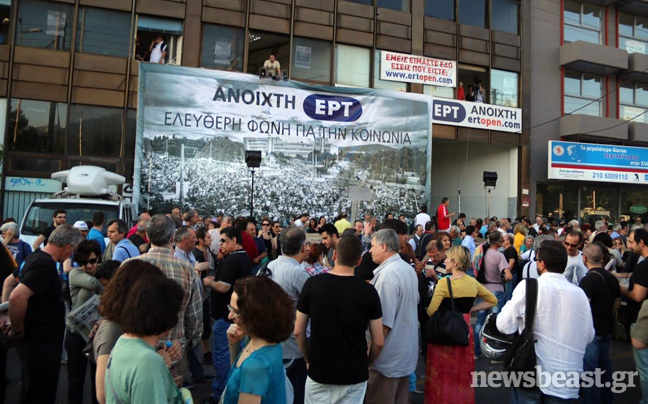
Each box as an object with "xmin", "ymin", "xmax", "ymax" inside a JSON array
[
  {"xmin": 503, "ymin": 277, "xmax": 538, "ymax": 380},
  {"xmin": 424, "ymin": 277, "xmax": 470, "ymax": 346},
  {"xmin": 591, "ymin": 270, "xmax": 628, "ymax": 342}
]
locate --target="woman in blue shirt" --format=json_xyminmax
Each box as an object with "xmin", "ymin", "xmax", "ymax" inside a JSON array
[{"xmin": 223, "ymin": 277, "xmax": 294, "ymax": 404}]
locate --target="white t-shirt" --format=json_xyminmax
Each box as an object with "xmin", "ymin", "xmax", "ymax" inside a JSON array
[
  {"xmin": 150, "ymin": 41, "xmax": 167, "ymax": 63},
  {"xmin": 520, "ymin": 250, "xmax": 539, "ymax": 279},
  {"xmin": 415, "ymin": 213, "xmax": 431, "ymax": 228},
  {"xmin": 563, "ymin": 253, "xmax": 588, "ymax": 285}
]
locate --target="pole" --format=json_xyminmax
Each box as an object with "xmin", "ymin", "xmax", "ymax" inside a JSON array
[
  {"xmin": 180, "ymin": 144, "xmax": 185, "ymax": 207},
  {"xmin": 487, "ymin": 188, "xmax": 492, "ymax": 219},
  {"xmin": 457, "ymin": 188, "xmax": 461, "ymax": 216},
  {"xmin": 147, "ymin": 153, "xmax": 152, "ymax": 211},
  {"xmin": 485, "ymin": 187, "xmax": 488, "ymax": 219},
  {"xmin": 250, "ymin": 168, "xmax": 255, "ymax": 219}
]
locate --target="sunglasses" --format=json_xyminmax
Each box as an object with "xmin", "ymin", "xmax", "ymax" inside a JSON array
[
  {"xmin": 563, "ymin": 241, "xmax": 579, "ymax": 248},
  {"xmin": 220, "ymin": 238, "xmax": 229, "ymax": 244},
  {"xmin": 262, "ymin": 223, "xmax": 270, "ymax": 226},
  {"xmin": 80, "ymin": 258, "xmax": 99, "ymax": 266}
]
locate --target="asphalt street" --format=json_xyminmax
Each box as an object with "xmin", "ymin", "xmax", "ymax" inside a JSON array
[{"xmin": 4, "ymin": 338, "xmax": 643, "ymax": 403}]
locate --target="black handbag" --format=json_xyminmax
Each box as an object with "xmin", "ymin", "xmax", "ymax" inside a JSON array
[
  {"xmin": 425, "ymin": 277, "xmax": 470, "ymax": 346},
  {"xmin": 503, "ymin": 277, "xmax": 538, "ymax": 378}
]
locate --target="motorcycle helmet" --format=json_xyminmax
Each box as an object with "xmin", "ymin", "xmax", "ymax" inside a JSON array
[{"xmin": 479, "ymin": 313, "xmax": 516, "ymax": 360}]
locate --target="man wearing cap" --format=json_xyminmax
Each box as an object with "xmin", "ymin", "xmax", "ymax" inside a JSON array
[
  {"xmin": 1, "ymin": 222, "xmax": 32, "ymax": 267},
  {"xmin": 73, "ymin": 221, "xmax": 89, "ymax": 238}
]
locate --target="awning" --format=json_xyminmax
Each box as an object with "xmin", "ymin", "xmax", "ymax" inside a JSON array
[{"xmin": 137, "ymin": 15, "xmax": 183, "ymax": 35}]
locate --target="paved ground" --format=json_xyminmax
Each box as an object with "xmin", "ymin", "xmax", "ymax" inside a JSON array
[{"xmin": 5, "ymin": 338, "xmax": 643, "ymax": 404}]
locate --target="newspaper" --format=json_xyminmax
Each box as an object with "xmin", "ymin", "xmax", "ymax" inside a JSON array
[{"xmin": 66, "ymin": 294, "xmax": 101, "ymax": 342}]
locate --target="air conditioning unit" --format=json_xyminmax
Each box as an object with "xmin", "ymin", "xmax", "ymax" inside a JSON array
[{"xmin": 51, "ymin": 166, "xmax": 125, "ymax": 197}]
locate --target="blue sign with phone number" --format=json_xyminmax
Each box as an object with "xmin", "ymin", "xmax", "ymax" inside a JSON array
[{"xmin": 549, "ymin": 140, "xmax": 648, "ymax": 171}]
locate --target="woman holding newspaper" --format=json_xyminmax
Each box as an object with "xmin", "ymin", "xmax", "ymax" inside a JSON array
[{"xmin": 65, "ymin": 240, "xmax": 103, "ymax": 404}]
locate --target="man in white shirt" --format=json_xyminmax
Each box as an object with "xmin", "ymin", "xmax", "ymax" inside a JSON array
[
  {"xmin": 497, "ymin": 240, "xmax": 595, "ymax": 402},
  {"xmin": 149, "ymin": 35, "xmax": 168, "ymax": 64},
  {"xmin": 562, "ymin": 230, "xmax": 588, "ymax": 285},
  {"xmin": 415, "ymin": 205, "xmax": 431, "ymax": 229}
]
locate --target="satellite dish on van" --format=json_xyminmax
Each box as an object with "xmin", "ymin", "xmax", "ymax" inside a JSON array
[{"xmin": 51, "ymin": 166, "xmax": 125, "ymax": 197}]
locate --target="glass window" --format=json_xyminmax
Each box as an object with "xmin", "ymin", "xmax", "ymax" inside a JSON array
[
  {"xmin": 621, "ymin": 188, "xmax": 648, "ymax": 224},
  {"xmin": 563, "ymin": 71, "xmax": 602, "ymax": 116},
  {"xmin": 580, "ymin": 184, "xmax": 618, "ymax": 224},
  {"xmin": 490, "ymin": 69, "xmax": 518, "ymax": 107},
  {"xmin": 292, "ymin": 37, "xmax": 331, "ymax": 84},
  {"xmin": 201, "ymin": 24, "xmax": 244, "ymax": 72},
  {"xmin": 425, "ymin": 0, "xmax": 454, "ymax": 20},
  {"xmin": 0, "ymin": 1, "xmax": 10, "ymax": 45},
  {"xmin": 8, "ymin": 99, "xmax": 66, "ymax": 154},
  {"xmin": 377, "ymin": 0, "xmax": 410, "ymax": 13},
  {"xmin": 536, "ymin": 182, "xmax": 579, "ymax": 222},
  {"xmin": 335, "ymin": 45, "xmax": 370, "ymax": 88},
  {"xmin": 125, "ymin": 109, "xmax": 137, "ymax": 160},
  {"xmin": 373, "ymin": 50, "xmax": 407, "ymax": 91},
  {"xmin": 491, "ymin": 0, "xmax": 519, "ymax": 35},
  {"xmin": 459, "ymin": 0, "xmax": 487, "ymax": 29},
  {"xmin": 424, "ymin": 85, "xmax": 454, "ymax": 99},
  {"xmin": 68, "ymin": 105, "xmax": 123, "ymax": 158},
  {"xmin": 247, "ymin": 30, "xmax": 290, "ymax": 76},
  {"xmin": 619, "ymin": 13, "xmax": 648, "ymax": 55},
  {"xmin": 16, "ymin": 0, "xmax": 73, "ymax": 50},
  {"xmin": 620, "ymin": 83, "xmax": 648, "ymax": 123},
  {"xmin": 458, "ymin": 67, "xmax": 488, "ymax": 102},
  {"xmin": 9, "ymin": 156, "xmax": 60, "ymax": 173},
  {"xmin": 563, "ymin": 0, "xmax": 601, "ymax": 44},
  {"xmin": 76, "ymin": 7, "xmax": 131, "ymax": 58},
  {"xmin": 344, "ymin": 0, "xmax": 372, "ymax": 4},
  {"xmin": 137, "ymin": 15, "xmax": 183, "ymax": 65}
]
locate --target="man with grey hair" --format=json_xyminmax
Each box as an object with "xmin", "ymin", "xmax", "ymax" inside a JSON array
[
  {"xmin": 520, "ymin": 234, "xmax": 555, "ymax": 279},
  {"xmin": 580, "ymin": 242, "xmax": 620, "ymax": 403},
  {"xmin": 568, "ymin": 219, "xmax": 580, "ymax": 229},
  {"xmin": 366, "ymin": 229, "xmax": 418, "ymax": 404},
  {"xmin": 127, "ymin": 214, "xmax": 203, "ymax": 369},
  {"xmin": 128, "ymin": 212, "xmax": 151, "ymax": 250},
  {"xmin": 449, "ymin": 225, "xmax": 462, "ymax": 246},
  {"xmin": 1, "ymin": 221, "xmax": 32, "ymax": 267},
  {"xmin": 183, "ymin": 210, "xmax": 200, "ymax": 229},
  {"xmin": 8, "ymin": 224, "xmax": 82, "ymax": 404},
  {"xmin": 266, "ymin": 225, "xmax": 311, "ymax": 402}
]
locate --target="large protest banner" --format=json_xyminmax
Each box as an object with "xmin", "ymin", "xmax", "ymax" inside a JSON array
[{"xmin": 135, "ymin": 64, "xmax": 433, "ymax": 221}]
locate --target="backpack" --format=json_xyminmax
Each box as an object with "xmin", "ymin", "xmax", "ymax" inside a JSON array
[{"xmin": 472, "ymin": 243, "xmax": 490, "ymax": 282}]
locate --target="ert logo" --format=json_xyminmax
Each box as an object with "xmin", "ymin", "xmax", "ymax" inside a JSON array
[
  {"xmin": 432, "ymin": 100, "xmax": 466, "ymax": 123},
  {"xmin": 303, "ymin": 94, "xmax": 362, "ymax": 122}
]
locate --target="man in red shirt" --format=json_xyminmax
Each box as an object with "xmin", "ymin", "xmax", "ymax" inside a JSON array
[{"xmin": 436, "ymin": 197, "xmax": 455, "ymax": 232}]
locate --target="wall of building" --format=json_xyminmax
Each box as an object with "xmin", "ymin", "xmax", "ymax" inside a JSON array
[
  {"xmin": 527, "ymin": 0, "xmax": 561, "ymax": 216},
  {"xmin": 430, "ymin": 140, "xmax": 518, "ymax": 220}
]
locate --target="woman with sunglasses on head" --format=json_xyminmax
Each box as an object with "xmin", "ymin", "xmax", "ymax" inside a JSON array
[
  {"xmin": 223, "ymin": 276, "xmax": 294, "ymax": 404},
  {"xmin": 65, "ymin": 239, "xmax": 103, "ymax": 404}
]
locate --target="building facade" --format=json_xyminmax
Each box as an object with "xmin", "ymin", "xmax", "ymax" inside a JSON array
[
  {"xmin": 528, "ymin": 0, "xmax": 648, "ymax": 225},
  {"xmin": 1, "ymin": 0, "xmax": 524, "ymax": 221}
]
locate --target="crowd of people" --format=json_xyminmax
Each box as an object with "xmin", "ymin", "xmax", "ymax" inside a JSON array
[
  {"xmin": 142, "ymin": 152, "xmax": 425, "ymax": 223},
  {"xmin": 3, "ymin": 197, "xmax": 648, "ymax": 404}
]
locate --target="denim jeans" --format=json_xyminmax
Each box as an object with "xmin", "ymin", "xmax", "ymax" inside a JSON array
[
  {"xmin": 511, "ymin": 387, "xmax": 577, "ymax": 404},
  {"xmin": 187, "ymin": 343, "xmax": 207, "ymax": 383},
  {"xmin": 583, "ymin": 334, "xmax": 612, "ymax": 404},
  {"xmin": 504, "ymin": 273, "xmax": 519, "ymax": 305},
  {"xmin": 474, "ymin": 290, "xmax": 505, "ymax": 357},
  {"xmin": 633, "ymin": 341, "xmax": 648, "ymax": 404},
  {"xmin": 211, "ymin": 318, "xmax": 231, "ymax": 399},
  {"xmin": 285, "ymin": 357, "xmax": 307, "ymax": 404}
]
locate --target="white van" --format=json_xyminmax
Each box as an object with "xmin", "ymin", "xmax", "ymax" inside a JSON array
[{"xmin": 19, "ymin": 166, "xmax": 136, "ymax": 248}]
